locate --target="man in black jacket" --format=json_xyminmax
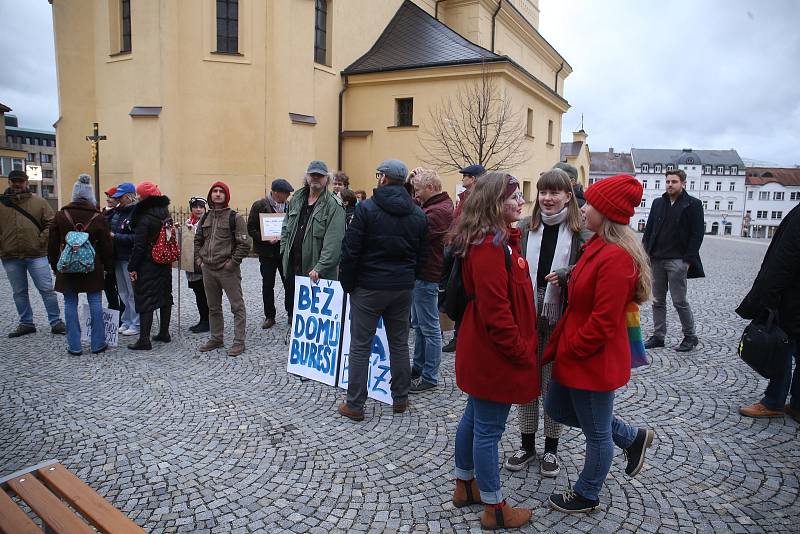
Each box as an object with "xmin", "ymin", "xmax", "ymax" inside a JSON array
[
  {"xmin": 736, "ymin": 203, "xmax": 800, "ymax": 422},
  {"xmin": 642, "ymin": 169, "xmax": 705, "ymax": 352},
  {"xmin": 247, "ymin": 179, "xmax": 294, "ymax": 329},
  {"xmin": 337, "ymin": 159, "xmax": 428, "ymax": 421}
]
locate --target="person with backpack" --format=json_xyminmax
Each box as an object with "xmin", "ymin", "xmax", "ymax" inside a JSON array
[
  {"xmin": 108, "ymin": 182, "xmax": 139, "ymax": 336},
  {"xmin": 504, "ymin": 169, "xmax": 591, "ymax": 478},
  {"xmin": 47, "ymin": 174, "xmax": 113, "ymax": 355},
  {"xmin": 542, "ymin": 174, "xmax": 655, "ymax": 513},
  {"xmin": 1, "ymin": 169, "xmax": 65, "ymax": 338},
  {"xmin": 448, "ymin": 172, "xmax": 538, "ymax": 530},
  {"xmin": 127, "ymin": 181, "xmax": 174, "ymax": 351},
  {"xmin": 195, "ymin": 181, "xmax": 251, "ymax": 357}
]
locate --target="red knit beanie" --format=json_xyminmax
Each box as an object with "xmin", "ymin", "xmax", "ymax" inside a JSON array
[
  {"xmin": 136, "ymin": 181, "xmax": 162, "ymax": 199},
  {"xmin": 584, "ymin": 174, "xmax": 642, "ymax": 224}
]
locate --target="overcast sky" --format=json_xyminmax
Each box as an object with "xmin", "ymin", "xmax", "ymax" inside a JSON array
[{"xmin": 1, "ymin": 0, "xmax": 798, "ymax": 166}]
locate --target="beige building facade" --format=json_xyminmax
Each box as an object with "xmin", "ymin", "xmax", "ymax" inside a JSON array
[{"xmin": 51, "ymin": 0, "xmax": 571, "ymax": 210}]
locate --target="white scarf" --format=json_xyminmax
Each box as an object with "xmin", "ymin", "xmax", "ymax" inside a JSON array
[{"xmin": 526, "ymin": 208, "xmax": 573, "ymax": 324}]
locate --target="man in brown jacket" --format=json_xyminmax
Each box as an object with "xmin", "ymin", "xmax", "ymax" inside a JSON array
[
  {"xmin": 194, "ymin": 181, "xmax": 251, "ymax": 356},
  {"xmin": 1, "ymin": 170, "xmax": 65, "ymax": 337}
]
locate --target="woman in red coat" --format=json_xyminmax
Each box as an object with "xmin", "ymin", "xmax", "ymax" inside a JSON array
[
  {"xmin": 449, "ymin": 172, "xmax": 538, "ymax": 530},
  {"xmin": 543, "ymin": 174, "xmax": 655, "ymax": 513}
]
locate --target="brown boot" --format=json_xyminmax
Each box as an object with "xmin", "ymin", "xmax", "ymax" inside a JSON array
[
  {"xmin": 480, "ymin": 502, "xmax": 532, "ymax": 530},
  {"xmin": 452, "ymin": 478, "xmax": 481, "ymax": 508},
  {"xmin": 738, "ymin": 402, "xmax": 783, "ymax": 418},
  {"xmin": 199, "ymin": 339, "xmax": 224, "ymax": 352},
  {"xmin": 227, "ymin": 343, "xmax": 245, "ymax": 357}
]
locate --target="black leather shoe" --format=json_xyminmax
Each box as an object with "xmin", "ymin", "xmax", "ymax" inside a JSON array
[
  {"xmin": 675, "ymin": 336, "xmax": 698, "ymax": 352},
  {"xmin": 8, "ymin": 324, "xmax": 36, "ymax": 338},
  {"xmin": 644, "ymin": 336, "xmax": 664, "ymax": 349},
  {"xmin": 442, "ymin": 338, "xmax": 457, "ymax": 353},
  {"xmin": 153, "ymin": 332, "xmax": 172, "ymax": 343},
  {"xmin": 128, "ymin": 340, "xmax": 152, "ymax": 351}
]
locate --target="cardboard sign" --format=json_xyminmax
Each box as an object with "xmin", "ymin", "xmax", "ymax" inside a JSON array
[
  {"xmin": 286, "ymin": 276, "xmax": 344, "ymax": 386},
  {"xmin": 259, "ymin": 213, "xmax": 285, "ymax": 241},
  {"xmin": 80, "ymin": 304, "xmax": 120, "ymax": 347}
]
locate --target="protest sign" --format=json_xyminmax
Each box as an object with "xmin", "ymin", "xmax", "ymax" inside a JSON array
[
  {"xmin": 338, "ymin": 296, "xmax": 394, "ymax": 405},
  {"xmin": 80, "ymin": 304, "xmax": 120, "ymax": 347},
  {"xmin": 259, "ymin": 213, "xmax": 285, "ymax": 240},
  {"xmin": 286, "ymin": 276, "xmax": 344, "ymax": 385}
]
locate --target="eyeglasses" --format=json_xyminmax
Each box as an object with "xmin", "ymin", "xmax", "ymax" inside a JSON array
[{"xmin": 375, "ymin": 172, "xmax": 385, "ymax": 181}]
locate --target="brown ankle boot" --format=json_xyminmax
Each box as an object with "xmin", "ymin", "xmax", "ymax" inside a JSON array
[
  {"xmin": 480, "ymin": 502, "xmax": 532, "ymax": 530},
  {"xmin": 452, "ymin": 478, "xmax": 482, "ymax": 508}
]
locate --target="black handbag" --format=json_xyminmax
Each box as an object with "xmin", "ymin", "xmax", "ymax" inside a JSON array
[{"xmin": 738, "ymin": 309, "xmax": 791, "ymax": 379}]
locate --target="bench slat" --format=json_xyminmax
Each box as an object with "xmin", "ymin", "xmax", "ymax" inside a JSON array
[
  {"xmin": 0, "ymin": 490, "xmax": 42, "ymax": 534},
  {"xmin": 6, "ymin": 475, "xmax": 94, "ymax": 534},
  {"xmin": 36, "ymin": 464, "xmax": 145, "ymax": 534}
]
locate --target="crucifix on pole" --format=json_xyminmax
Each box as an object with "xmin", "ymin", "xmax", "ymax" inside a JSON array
[{"xmin": 85, "ymin": 122, "xmax": 106, "ymax": 204}]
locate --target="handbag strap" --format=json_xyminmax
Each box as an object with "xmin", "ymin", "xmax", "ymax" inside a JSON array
[{"xmin": 0, "ymin": 195, "xmax": 45, "ymax": 233}]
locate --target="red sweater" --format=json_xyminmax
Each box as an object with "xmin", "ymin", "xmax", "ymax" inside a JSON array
[
  {"xmin": 544, "ymin": 235, "xmax": 637, "ymax": 392},
  {"xmin": 455, "ymin": 229, "xmax": 540, "ymax": 404}
]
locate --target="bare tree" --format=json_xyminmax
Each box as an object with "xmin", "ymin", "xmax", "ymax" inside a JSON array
[{"xmin": 419, "ymin": 67, "xmax": 529, "ymax": 173}]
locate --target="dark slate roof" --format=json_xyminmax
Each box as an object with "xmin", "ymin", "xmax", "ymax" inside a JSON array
[
  {"xmin": 746, "ymin": 167, "xmax": 800, "ymax": 187},
  {"xmin": 0, "ymin": 103, "xmax": 11, "ymax": 113},
  {"xmin": 343, "ymin": 0, "xmax": 505, "ymax": 75},
  {"xmin": 631, "ymin": 148, "xmax": 744, "ymax": 168},
  {"xmin": 560, "ymin": 141, "xmax": 583, "ymax": 161},
  {"xmin": 590, "ymin": 151, "xmax": 635, "ymax": 174}
]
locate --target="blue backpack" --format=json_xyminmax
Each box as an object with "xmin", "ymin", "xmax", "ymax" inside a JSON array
[{"xmin": 57, "ymin": 210, "xmax": 100, "ymax": 274}]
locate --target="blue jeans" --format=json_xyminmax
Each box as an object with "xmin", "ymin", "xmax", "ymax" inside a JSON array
[
  {"xmin": 762, "ymin": 339, "xmax": 799, "ymax": 411},
  {"xmin": 411, "ymin": 280, "xmax": 442, "ymax": 384},
  {"xmin": 2, "ymin": 256, "xmax": 62, "ymax": 326},
  {"xmin": 454, "ymin": 396, "xmax": 512, "ymax": 504},
  {"xmin": 63, "ymin": 291, "xmax": 105, "ymax": 353},
  {"xmin": 545, "ymin": 379, "xmax": 638, "ymax": 502},
  {"xmin": 114, "ymin": 260, "xmax": 139, "ymax": 331}
]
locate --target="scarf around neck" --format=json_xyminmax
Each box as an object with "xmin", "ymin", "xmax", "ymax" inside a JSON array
[{"xmin": 526, "ymin": 208, "xmax": 573, "ymax": 324}]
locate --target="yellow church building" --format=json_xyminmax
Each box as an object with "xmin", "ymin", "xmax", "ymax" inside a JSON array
[{"xmin": 50, "ymin": 0, "xmax": 573, "ymax": 210}]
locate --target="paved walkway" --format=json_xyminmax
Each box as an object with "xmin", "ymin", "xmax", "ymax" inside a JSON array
[{"xmin": 1, "ymin": 237, "xmax": 798, "ymax": 533}]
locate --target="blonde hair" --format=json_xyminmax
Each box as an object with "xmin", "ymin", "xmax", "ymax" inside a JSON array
[
  {"xmin": 596, "ymin": 218, "xmax": 653, "ymax": 304},
  {"xmin": 450, "ymin": 172, "xmax": 514, "ymax": 257},
  {"xmin": 530, "ymin": 169, "xmax": 583, "ymax": 233},
  {"xmin": 415, "ymin": 169, "xmax": 442, "ymax": 192}
]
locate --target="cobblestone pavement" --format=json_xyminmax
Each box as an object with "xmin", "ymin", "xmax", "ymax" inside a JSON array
[{"xmin": 1, "ymin": 237, "xmax": 798, "ymax": 533}]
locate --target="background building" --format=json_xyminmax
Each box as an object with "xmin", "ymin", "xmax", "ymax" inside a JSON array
[
  {"xmin": 631, "ymin": 148, "xmax": 746, "ymax": 236},
  {"xmin": 743, "ymin": 167, "xmax": 800, "ymax": 238},
  {"xmin": 559, "ymin": 129, "xmax": 590, "ymax": 186},
  {"xmin": 0, "ymin": 104, "xmax": 28, "ymax": 185},
  {"xmin": 3, "ymin": 113, "xmax": 59, "ymax": 208},
  {"xmin": 49, "ymin": 0, "xmax": 572, "ymax": 210}
]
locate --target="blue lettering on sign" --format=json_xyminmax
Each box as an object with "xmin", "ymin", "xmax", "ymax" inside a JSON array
[
  {"xmin": 297, "ymin": 284, "xmax": 336, "ymax": 316},
  {"xmin": 371, "ymin": 365, "xmax": 390, "ymax": 394}
]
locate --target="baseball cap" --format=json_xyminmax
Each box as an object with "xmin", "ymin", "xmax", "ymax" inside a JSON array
[
  {"xmin": 112, "ymin": 182, "xmax": 136, "ymax": 198},
  {"xmin": 306, "ymin": 160, "xmax": 329, "ymax": 175}
]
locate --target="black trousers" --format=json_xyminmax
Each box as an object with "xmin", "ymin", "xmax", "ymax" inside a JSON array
[
  {"xmin": 187, "ymin": 278, "xmax": 209, "ymax": 323},
  {"xmin": 259, "ymin": 255, "xmax": 289, "ymax": 321}
]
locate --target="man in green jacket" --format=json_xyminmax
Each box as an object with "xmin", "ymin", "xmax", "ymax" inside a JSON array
[
  {"xmin": 0, "ymin": 170, "xmax": 65, "ymax": 337},
  {"xmin": 280, "ymin": 160, "xmax": 346, "ymax": 322}
]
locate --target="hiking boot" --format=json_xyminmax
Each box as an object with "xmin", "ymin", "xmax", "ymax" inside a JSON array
[
  {"xmin": 540, "ymin": 451, "xmax": 561, "ymax": 478},
  {"xmin": 548, "ymin": 489, "xmax": 600, "ymax": 513},
  {"xmin": 452, "ymin": 478, "xmax": 482, "ymax": 508},
  {"xmin": 199, "ymin": 339, "xmax": 225, "ymax": 352},
  {"xmin": 153, "ymin": 332, "xmax": 172, "ymax": 343},
  {"xmin": 227, "ymin": 343, "xmax": 245, "ymax": 357},
  {"xmin": 643, "ymin": 336, "xmax": 664, "ymax": 349},
  {"xmin": 739, "ymin": 402, "xmax": 784, "ymax": 418},
  {"xmin": 51, "ymin": 320, "xmax": 66, "ymax": 335},
  {"xmin": 392, "ymin": 400, "xmax": 409, "ymax": 414},
  {"xmin": 785, "ymin": 404, "xmax": 800, "ymax": 424},
  {"xmin": 442, "ymin": 338, "xmax": 457, "ymax": 353},
  {"xmin": 410, "ymin": 378, "xmax": 437, "ymax": 393},
  {"xmin": 504, "ymin": 448, "xmax": 536, "ymax": 472},
  {"xmin": 337, "ymin": 403, "xmax": 364, "ymax": 422},
  {"xmin": 8, "ymin": 324, "xmax": 36, "ymax": 338},
  {"xmin": 262, "ymin": 317, "xmax": 276, "ymax": 329},
  {"xmin": 624, "ymin": 428, "xmax": 655, "ymax": 476},
  {"xmin": 675, "ymin": 336, "xmax": 699, "ymax": 352},
  {"xmin": 480, "ymin": 502, "xmax": 532, "ymax": 529},
  {"xmin": 127, "ymin": 339, "xmax": 152, "ymax": 351},
  {"xmin": 189, "ymin": 320, "xmax": 210, "ymax": 333}
]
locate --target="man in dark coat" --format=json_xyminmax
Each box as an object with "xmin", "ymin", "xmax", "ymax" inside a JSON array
[
  {"xmin": 127, "ymin": 181, "xmax": 173, "ymax": 351},
  {"xmin": 737, "ymin": 203, "xmax": 800, "ymax": 422},
  {"xmin": 109, "ymin": 182, "xmax": 139, "ymax": 336},
  {"xmin": 247, "ymin": 178, "xmax": 293, "ymax": 330},
  {"xmin": 337, "ymin": 159, "xmax": 428, "ymax": 421},
  {"xmin": 642, "ymin": 169, "xmax": 705, "ymax": 352}
]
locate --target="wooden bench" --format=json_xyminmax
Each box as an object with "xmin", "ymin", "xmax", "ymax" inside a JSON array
[{"xmin": 0, "ymin": 460, "xmax": 145, "ymax": 534}]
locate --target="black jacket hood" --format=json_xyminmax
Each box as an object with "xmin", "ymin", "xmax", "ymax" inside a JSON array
[
  {"xmin": 131, "ymin": 195, "xmax": 170, "ymax": 226},
  {"xmin": 372, "ymin": 184, "xmax": 415, "ymax": 216}
]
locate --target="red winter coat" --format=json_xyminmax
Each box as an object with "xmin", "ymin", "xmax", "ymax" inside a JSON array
[
  {"xmin": 543, "ymin": 235, "xmax": 637, "ymax": 392},
  {"xmin": 455, "ymin": 228, "xmax": 539, "ymax": 404}
]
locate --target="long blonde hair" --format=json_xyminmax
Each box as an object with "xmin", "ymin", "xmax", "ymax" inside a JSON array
[
  {"xmin": 450, "ymin": 172, "xmax": 514, "ymax": 257},
  {"xmin": 596, "ymin": 218, "xmax": 652, "ymax": 304},
  {"xmin": 530, "ymin": 169, "xmax": 583, "ymax": 233}
]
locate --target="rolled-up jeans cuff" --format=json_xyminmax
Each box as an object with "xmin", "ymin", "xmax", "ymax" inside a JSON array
[
  {"xmin": 478, "ymin": 487, "xmax": 504, "ymax": 505},
  {"xmin": 454, "ymin": 467, "xmax": 474, "ymax": 481}
]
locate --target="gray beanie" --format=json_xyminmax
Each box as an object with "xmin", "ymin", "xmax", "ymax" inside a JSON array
[{"xmin": 72, "ymin": 173, "xmax": 96, "ymax": 205}]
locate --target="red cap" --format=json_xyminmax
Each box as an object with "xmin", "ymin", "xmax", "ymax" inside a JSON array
[
  {"xmin": 584, "ymin": 174, "xmax": 642, "ymax": 225},
  {"xmin": 136, "ymin": 181, "xmax": 162, "ymax": 199},
  {"xmin": 105, "ymin": 186, "xmax": 117, "ymax": 197}
]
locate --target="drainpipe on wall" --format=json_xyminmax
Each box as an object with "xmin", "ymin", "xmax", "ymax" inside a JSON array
[
  {"xmin": 337, "ymin": 75, "xmax": 349, "ymax": 170},
  {"xmin": 435, "ymin": 0, "xmax": 448, "ymax": 19},
  {"xmin": 491, "ymin": 0, "xmax": 502, "ymax": 52},
  {"xmin": 554, "ymin": 61, "xmax": 564, "ymax": 93}
]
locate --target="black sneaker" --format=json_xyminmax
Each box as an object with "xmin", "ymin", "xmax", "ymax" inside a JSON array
[
  {"xmin": 643, "ymin": 336, "xmax": 664, "ymax": 349},
  {"xmin": 504, "ymin": 448, "xmax": 536, "ymax": 471},
  {"xmin": 411, "ymin": 368, "xmax": 422, "ymax": 380},
  {"xmin": 410, "ymin": 378, "xmax": 437, "ymax": 393},
  {"xmin": 442, "ymin": 338, "xmax": 456, "ymax": 353},
  {"xmin": 8, "ymin": 324, "xmax": 36, "ymax": 338},
  {"xmin": 540, "ymin": 452, "xmax": 561, "ymax": 477},
  {"xmin": 51, "ymin": 320, "xmax": 66, "ymax": 335},
  {"xmin": 675, "ymin": 336, "xmax": 698, "ymax": 352},
  {"xmin": 548, "ymin": 489, "xmax": 600, "ymax": 513},
  {"xmin": 624, "ymin": 428, "xmax": 655, "ymax": 476}
]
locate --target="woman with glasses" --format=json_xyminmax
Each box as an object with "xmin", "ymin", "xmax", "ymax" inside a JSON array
[
  {"xmin": 449, "ymin": 172, "xmax": 538, "ymax": 530},
  {"xmin": 185, "ymin": 197, "xmax": 210, "ymax": 332}
]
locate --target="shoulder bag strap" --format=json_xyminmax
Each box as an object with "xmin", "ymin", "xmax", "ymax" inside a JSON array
[{"xmin": 1, "ymin": 196, "xmax": 45, "ymax": 233}]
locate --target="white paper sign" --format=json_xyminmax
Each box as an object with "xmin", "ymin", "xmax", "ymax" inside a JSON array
[
  {"xmin": 260, "ymin": 213, "xmax": 285, "ymax": 240},
  {"xmin": 80, "ymin": 304, "xmax": 120, "ymax": 347},
  {"xmin": 338, "ymin": 295, "xmax": 395, "ymax": 405},
  {"xmin": 286, "ymin": 276, "xmax": 344, "ymax": 385}
]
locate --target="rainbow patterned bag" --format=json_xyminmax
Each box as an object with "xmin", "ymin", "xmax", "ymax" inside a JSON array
[{"xmin": 626, "ymin": 302, "xmax": 649, "ymax": 368}]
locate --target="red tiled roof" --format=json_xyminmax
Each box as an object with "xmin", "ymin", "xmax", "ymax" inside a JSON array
[{"xmin": 745, "ymin": 167, "xmax": 800, "ymax": 187}]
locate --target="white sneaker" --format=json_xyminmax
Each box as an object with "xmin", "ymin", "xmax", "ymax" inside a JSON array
[
  {"xmin": 118, "ymin": 325, "xmax": 128, "ymax": 333},
  {"xmin": 121, "ymin": 328, "xmax": 139, "ymax": 336}
]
